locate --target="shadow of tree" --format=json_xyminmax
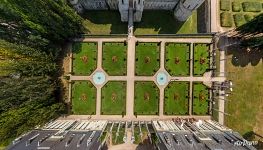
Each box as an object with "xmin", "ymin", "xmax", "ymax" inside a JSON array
[
  {"xmin": 218, "ymin": 36, "xmax": 263, "ymax": 67},
  {"xmin": 136, "ymin": 138, "xmax": 155, "ymax": 150},
  {"xmin": 226, "ymin": 44, "xmax": 263, "ymax": 67},
  {"xmin": 71, "ymin": 42, "xmax": 83, "ymax": 54},
  {"xmin": 81, "ymin": 11, "xmax": 128, "ymax": 34},
  {"xmin": 81, "ymin": 7, "xmax": 207, "ymax": 35}
]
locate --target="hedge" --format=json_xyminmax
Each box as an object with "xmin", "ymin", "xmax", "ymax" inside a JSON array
[
  {"xmin": 232, "ymin": 2, "xmax": 242, "ymax": 12},
  {"xmin": 242, "ymin": 2, "xmax": 262, "ymax": 12},
  {"xmin": 220, "ymin": 0, "xmax": 231, "ymax": 11},
  {"xmin": 220, "ymin": 12, "xmax": 233, "ymax": 27},
  {"xmin": 234, "ymin": 14, "xmax": 247, "ymax": 27},
  {"xmin": 244, "ymin": 14, "xmax": 254, "ymax": 22}
]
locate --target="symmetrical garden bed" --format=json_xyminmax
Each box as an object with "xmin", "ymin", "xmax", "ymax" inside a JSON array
[
  {"xmin": 135, "ymin": 42, "xmax": 160, "ymax": 76},
  {"xmin": 165, "ymin": 43, "xmax": 190, "ymax": 76},
  {"xmin": 164, "ymin": 82, "xmax": 189, "ymax": 115},
  {"xmin": 192, "ymin": 82, "xmax": 210, "ymax": 115},
  {"xmin": 102, "ymin": 42, "xmax": 127, "ymax": 76},
  {"xmin": 72, "ymin": 42, "xmax": 97, "ymax": 75},
  {"xmin": 71, "ymin": 81, "xmax": 96, "ymax": 115},
  {"xmin": 134, "ymin": 82, "xmax": 159, "ymax": 115},
  {"xmin": 193, "ymin": 43, "xmax": 210, "ymax": 76},
  {"xmin": 101, "ymin": 81, "xmax": 126, "ymax": 115}
]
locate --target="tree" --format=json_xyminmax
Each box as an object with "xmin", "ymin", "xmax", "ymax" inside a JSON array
[{"xmin": 0, "ymin": 0, "xmax": 85, "ymax": 54}]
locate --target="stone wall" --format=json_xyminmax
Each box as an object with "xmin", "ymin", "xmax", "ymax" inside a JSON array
[
  {"xmin": 81, "ymin": 0, "xmax": 109, "ymax": 10},
  {"xmin": 106, "ymin": 0, "xmax": 119, "ymax": 10},
  {"xmin": 118, "ymin": 0, "xmax": 129, "ymax": 22},
  {"xmin": 174, "ymin": 0, "xmax": 205, "ymax": 21},
  {"xmin": 133, "ymin": 0, "xmax": 144, "ymax": 22},
  {"xmin": 143, "ymin": 0, "xmax": 179, "ymax": 10},
  {"xmin": 70, "ymin": 0, "xmax": 206, "ymax": 22}
]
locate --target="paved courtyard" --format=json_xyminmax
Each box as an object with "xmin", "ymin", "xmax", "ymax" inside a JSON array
[{"xmin": 68, "ymin": 36, "xmax": 226, "ymax": 121}]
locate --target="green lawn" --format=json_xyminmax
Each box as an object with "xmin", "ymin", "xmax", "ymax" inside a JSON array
[
  {"xmin": 134, "ymin": 10, "xmax": 198, "ymax": 34},
  {"xmin": 72, "ymin": 42, "xmax": 97, "ymax": 75},
  {"xmin": 82, "ymin": 11, "xmax": 127, "ymax": 34},
  {"xmin": 192, "ymin": 83, "xmax": 209, "ymax": 115},
  {"xmin": 135, "ymin": 43, "xmax": 160, "ymax": 76},
  {"xmin": 102, "ymin": 42, "xmax": 127, "ymax": 76},
  {"xmin": 134, "ymin": 82, "xmax": 159, "ymax": 115},
  {"xmin": 193, "ymin": 43, "xmax": 210, "ymax": 76},
  {"xmin": 101, "ymin": 82, "xmax": 126, "ymax": 115},
  {"xmin": 224, "ymin": 50, "xmax": 263, "ymax": 138},
  {"xmin": 71, "ymin": 81, "xmax": 96, "ymax": 115},
  {"xmin": 165, "ymin": 43, "xmax": 190, "ymax": 76},
  {"xmin": 220, "ymin": 0, "xmax": 262, "ymax": 28},
  {"xmin": 81, "ymin": 10, "xmax": 200, "ymax": 34},
  {"xmin": 164, "ymin": 82, "xmax": 189, "ymax": 115}
]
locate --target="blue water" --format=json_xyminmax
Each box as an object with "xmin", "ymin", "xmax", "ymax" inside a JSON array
[{"xmin": 93, "ymin": 71, "xmax": 106, "ymax": 85}]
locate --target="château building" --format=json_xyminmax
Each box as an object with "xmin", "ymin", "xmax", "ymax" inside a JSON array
[{"xmin": 69, "ymin": 0, "xmax": 205, "ymax": 22}]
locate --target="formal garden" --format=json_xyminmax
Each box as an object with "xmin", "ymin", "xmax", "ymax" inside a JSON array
[
  {"xmin": 72, "ymin": 42, "xmax": 97, "ymax": 75},
  {"xmin": 134, "ymin": 82, "xmax": 159, "ymax": 115},
  {"xmin": 71, "ymin": 81, "xmax": 97, "ymax": 115},
  {"xmin": 193, "ymin": 43, "xmax": 210, "ymax": 76},
  {"xmin": 135, "ymin": 42, "xmax": 160, "ymax": 76},
  {"xmin": 164, "ymin": 82, "xmax": 189, "ymax": 115},
  {"xmin": 192, "ymin": 83, "xmax": 210, "ymax": 115},
  {"xmin": 101, "ymin": 81, "xmax": 126, "ymax": 115},
  {"xmin": 220, "ymin": 0, "xmax": 262, "ymax": 27},
  {"xmin": 102, "ymin": 42, "xmax": 127, "ymax": 76},
  {"xmin": 70, "ymin": 41, "xmax": 212, "ymax": 116},
  {"xmin": 165, "ymin": 43, "xmax": 190, "ymax": 76}
]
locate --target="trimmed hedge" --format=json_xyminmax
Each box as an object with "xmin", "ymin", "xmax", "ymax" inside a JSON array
[
  {"xmin": 232, "ymin": 2, "xmax": 242, "ymax": 12},
  {"xmin": 244, "ymin": 14, "xmax": 254, "ymax": 22},
  {"xmin": 220, "ymin": 12, "xmax": 233, "ymax": 27},
  {"xmin": 242, "ymin": 2, "xmax": 262, "ymax": 12},
  {"xmin": 220, "ymin": 0, "xmax": 231, "ymax": 11},
  {"xmin": 234, "ymin": 14, "xmax": 247, "ymax": 27}
]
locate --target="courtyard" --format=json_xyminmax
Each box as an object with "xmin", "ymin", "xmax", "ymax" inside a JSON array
[{"xmin": 69, "ymin": 36, "xmax": 217, "ymax": 119}]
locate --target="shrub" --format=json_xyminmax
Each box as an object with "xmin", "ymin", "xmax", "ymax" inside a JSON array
[
  {"xmin": 242, "ymin": 2, "xmax": 262, "ymax": 12},
  {"xmin": 244, "ymin": 14, "xmax": 254, "ymax": 22},
  {"xmin": 234, "ymin": 14, "xmax": 247, "ymax": 27},
  {"xmin": 220, "ymin": 0, "xmax": 231, "ymax": 11},
  {"xmin": 220, "ymin": 12, "xmax": 233, "ymax": 27},
  {"xmin": 232, "ymin": 2, "xmax": 242, "ymax": 12}
]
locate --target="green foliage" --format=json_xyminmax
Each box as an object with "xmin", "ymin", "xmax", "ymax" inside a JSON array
[
  {"xmin": 232, "ymin": 2, "xmax": 242, "ymax": 12},
  {"xmin": 0, "ymin": 0, "xmax": 84, "ymax": 53},
  {"xmin": 244, "ymin": 14, "xmax": 255, "ymax": 22},
  {"xmin": 233, "ymin": 14, "xmax": 247, "ymax": 27},
  {"xmin": 220, "ymin": 12, "xmax": 233, "ymax": 27},
  {"xmin": 0, "ymin": 0, "xmax": 83, "ymax": 145},
  {"xmin": 237, "ymin": 13, "xmax": 263, "ymax": 35},
  {"xmin": 240, "ymin": 37, "xmax": 263, "ymax": 50},
  {"xmin": 0, "ymin": 102, "xmax": 65, "ymax": 144},
  {"xmin": 0, "ymin": 40, "xmax": 57, "ymax": 76},
  {"xmin": 242, "ymin": 2, "xmax": 262, "ymax": 12},
  {"xmin": 220, "ymin": 0, "xmax": 231, "ymax": 11}
]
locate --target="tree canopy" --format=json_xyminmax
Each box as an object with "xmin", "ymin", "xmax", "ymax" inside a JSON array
[{"xmin": 0, "ymin": 0, "xmax": 85, "ymax": 145}]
